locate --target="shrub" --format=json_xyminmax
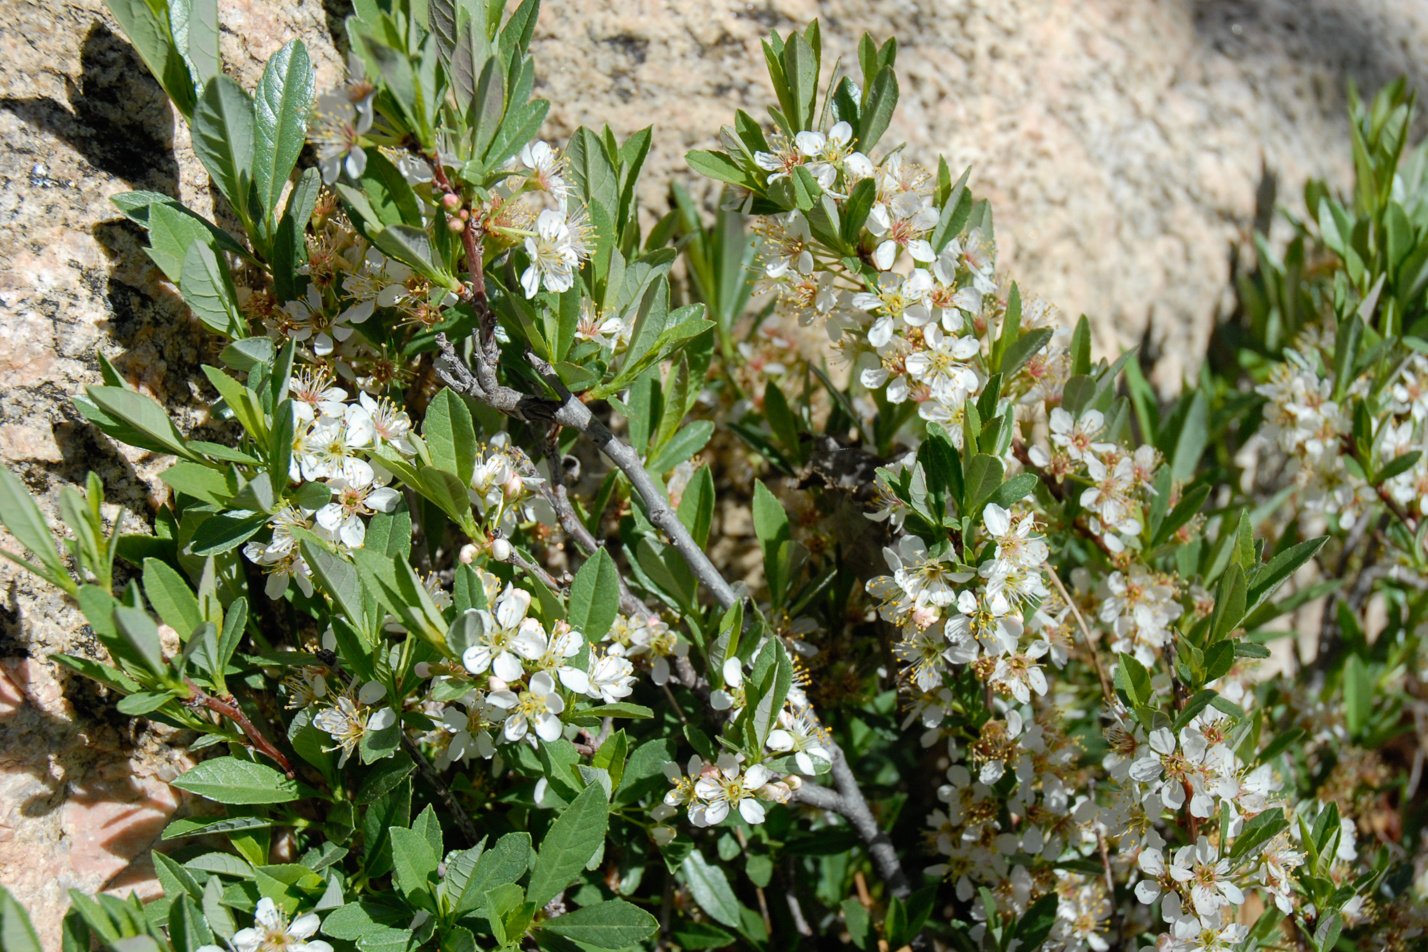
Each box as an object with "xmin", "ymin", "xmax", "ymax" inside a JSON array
[{"xmin": 0, "ymin": 2, "xmax": 1425, "ymax": 950}]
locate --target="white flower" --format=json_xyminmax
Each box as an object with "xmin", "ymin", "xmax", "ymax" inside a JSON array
[
  {"xmin": 1167, "ymin": 836, "xmax": 1244, "ymax": 918},
  {"xmin": 709, "ymin": 658, "xmax": 746, "ymax": 713},
  {"xmin": 905, "ymin": 325, "xmax": 981, "ymax": 408},
  {"xmin": 345, "ymin": 391, "xmax": 415, "ymax": 457},
  {"xmin": 586, "ymin": 649, "xmax": 637, "ymax": 703},
  {"xmin": 436, "ymin": 692, "xmax": 499, "ymax": 767},
  {"xmin": 287, "ymin": 367, "xmax": 348, "ymax": 425},
  {"xmin": 866, "ymin": 191, "xmax": 938, "ymax": 270},
  {"xmin": 989, "ymin": 640, "xmax": 1050, "ymax": 703},
  {"xmin": 300, "ymin": 417, "xmax": 375, "ymax": 486},
  {"xmin": 982, "ymin": 504, "xmax": 1049, "ymax": 570},
  {"xmin": 314, "ymin": 476, "xmax": 400, "ymax": 548},
  {"xmin": 1048, "ymin": 407, "xmax": 1110, "ymax": 462},
  {"xmin": 514, "ymin": 622, "xmax": 589, "ymax": 694},
  {"xmin": 461, "ymin": 587, "xmax": 534, "ymax": 682},
  {"xmin": 1135, "ymin": 846, "xmax": 1169, "ymax": 905},
  {"xmin": 1081, "ymin": 453, "xmax": 1142, "ymax": 536},
  {"xmin": 692, "ymin": 758, "xmax": 774, "ymax": 826},
  {"xmin": 521, "ymin": 209, "xmax": 586, "ymax": 297},
  {"xmin": 767, "ymin": 709, "xmax": 832, "ymax": 775},
  {"xmin": 312, "ymin": 684, "xmax": 393, "ymax": 766},
  {"xmin": 313, "ymin": 84, "xmax": 373, "ymax": 185},
  {"xmin": 520, "ymin": 140, "xmax": 571, "ymax": 207},
  {"xmin": 888, "ymin": 535, "xmax": 967, "ymax": 611},
  {"xmin": 280, "ymin": 284, "xmax": 372, "ymax": 357},
  {"xmin": 200, "ymin": 897, "xmax": 332, "ymax": 952},
  {"xmin": 488, "ymin": 670, "xmax": 566, "ymax": 745},
  {"xmin": 943, "ymin": 589, "xmax": 1022, "ymax": 656}
]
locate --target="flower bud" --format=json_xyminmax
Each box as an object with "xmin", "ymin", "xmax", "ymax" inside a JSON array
[
  {"xmin": 458, "ymin": 543, "xmax": 479, "ymax": 564},
  {"xmin": 447, "ymin": 217, "xmax": 466, "ymax": 233},
  {"xmin": 441, "ymin": 192, "xmax": 462, "ymax": 211},
  {"xmin": 491, "ymin": 537, "xmax": 513, "ymax": 562}
]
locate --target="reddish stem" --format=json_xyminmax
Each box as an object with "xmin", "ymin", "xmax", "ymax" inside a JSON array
[{"xmin": 185, "ymin": 679, "xmax": 296, "ymax": 779}]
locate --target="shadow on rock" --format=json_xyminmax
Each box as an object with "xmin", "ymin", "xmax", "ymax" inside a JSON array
[
  {"xmin": 0, "ymin": 582, "xmax": 146, "ymax": 821},
  {"xmin": 1192, "ymin": 0, "xmax": 1428, "ymax": 132},
  {"xmin": 0, "ymin": 22, "xmax": 178, "ymax": 195}
]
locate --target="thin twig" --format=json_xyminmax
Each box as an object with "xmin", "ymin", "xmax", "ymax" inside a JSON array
[
  {"xmin": 184, "ymin": 678, "xmax": 295, "ymax": 778},
  {"xmin": 319, "ymin": 660, "xmax": 481, "ymax": 846},
  {"xmin": 436, "ymin": 339, "xmax": 916, "ymax": 904},
  {"xmin": 1047, "ymin": 568, "xmax": 1113, "ymax": 703},
  {"xmin": 507, "ymin": 546, "xmax": 565, "ymax": 593},
  {"xmin": 401, "ymin": 731, "xmax": 482, "ymax": 846},
  {"xmin": 423, "ymin": 175, "xmax": 916, "ymax": 909}
]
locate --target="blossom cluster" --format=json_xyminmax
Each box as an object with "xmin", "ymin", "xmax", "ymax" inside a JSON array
[{"xmin": 721, "ymin": 110, "xmax": 1407, "ymax": 948}]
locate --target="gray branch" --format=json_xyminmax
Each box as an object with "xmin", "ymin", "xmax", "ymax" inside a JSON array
[{"xmin": 433, "ymin": 331, "xmax": 914, "ymax": 903}]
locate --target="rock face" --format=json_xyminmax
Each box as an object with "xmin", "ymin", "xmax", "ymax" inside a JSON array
[{"xmin": 1, "ymin": 0, "xmax": 1425, "ymax": 939}]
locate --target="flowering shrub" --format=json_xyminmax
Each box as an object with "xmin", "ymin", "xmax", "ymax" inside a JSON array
[{"xmin": 0, "ymin": 2, "xmax": 1425, "ymax": 949}]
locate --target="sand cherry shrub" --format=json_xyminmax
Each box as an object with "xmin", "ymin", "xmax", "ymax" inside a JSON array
[{"xmin": 0, "ymin": 3, "xmax": 1425, "ymax": 950}]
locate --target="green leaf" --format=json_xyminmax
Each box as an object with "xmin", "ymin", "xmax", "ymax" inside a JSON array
[
  {"xmin": 189, "ymin": 510, "xmax": 268, "ymax": 557},
  {"xmin": 677, "ymin": 464, "xmax": 715, "ymax": 548},
  {"xmin": 80, "ymin": 386, "xmax": 198, "ymax": 461},
  {"xmin": 422, "ymin": 389, "xmax": 477, "ymax": 484},
  {"xmin": 253, "ymin": 40, "xmax": 314, "ymax": 226},
  {"xmin": 858, "ymin": 67, "xmax": 899, "ymax": 152},
  {"xmin": 1000, "ymin": 327, "xmax": 1053, "ymax": 378},
  {"xmin": 989, "ymin": 472, "xmax": 1038, "ymax": 509},
  {"xmin": 576, "ymin": 702, "xmax": 654, "ymax": 721},
  {"xmin": 963, "ymin": 454, "xmax": 1005, "ymax": 515},
  {"xmin": 1203, "ymin": 640, "xmax": 1235, "ymax": 684},
  {"xmin": 371, "ymin": 224, "xmax": 449, "ymax": 286},
  {"xmin": 0, "ymin": 466, "xmax": 67, "ymax": 584},
  {"xmin": 450, "ymin": 832, "xmax": 533, "ymax": 915},
  {"xmin": 1210, "ymin": 564, "xmax": 1247, "ymax": 642},
  {"xmin": 647, "ymin": 420, "xmax": 714, "ymax": 474},
  {"xmin": 113, "ymin": 605, "xmax": 167, "ymax": 677},
  {"xmin": 568, "ymin": 548, "xmax": 620, "ymax": 641},
  {"xmin": 301, "ymin": 539, "xmax": 372, "ymax": 638},
  {"xmin": 142, "ymin": 558, "xmax": 201, "ymax": 635},
  {"xmin": 180, "ymin": 242, "xmax": 244, "ymax": 338},
  {"xmin": 752, "ymin": 481, "xmax": 792, "ymax": 609},
  {"xmin": 142, "ymin": 202, "xmax": 248, "ymax": 283},
  {"xmin": 526, "ymin": 782, "xmax": 609, "ymax": 907},
  {"xmin": 1230, "ymin": 809, "xmax": 1289, "ymax": 862},
  {"xmin": 1012, "ymin": 892, "xmax": 1058, "ymax": 949},
  {"xmin": 686, "ymin": 150, "xmax": 754, "ymax": 188},
  {"xmin": 192, "ymin": 76, "xmax": 254, "ymax": 215},
  {"xmin": 1169, "ymin": 391, "xmax": 1210, "ymax": 483},
  {"xmin": 0, "ymin": 885, "xmax": 41, "ymax": 952},
  {"xmin": 1344, "ymin": 654, "xmax": 1371, "ymax": 737},
  {"xmin": 1247, "ymin": 537, "xmax": 1327, "ymax": 613},
  {"xmin": 160, "ymin": 462, "xmax": 235, "ymax": 506},
  {"xmin": 171, "ymin": 756, "xmax": 301, "ymax": 804},
  {"xmin": 116, "ymin": 690, "xmax": 178, "ymax": 715},
  {"xmin": 538, "ymin": 900, "xmax": 658, "ymax": 950},
  {"xmin": 162, "ymin": 814, "xmax": 275, "ymax": 841},
  {"xmin": 679, "ymin": 852, "xmax": 742, "ymax": 929},
  {"xmin": 107, "ymin": 0, "xmax": 196, "ymax": 117},
  {"xmin": 1113, "ymin": 652, "xmax": 1152, "ymax": 707},
  {"xmin": 389, "ymin": 826, "xmax": 439, "ymax": 901},
  {"xmin": 169, "ymin": 0, "xmax": 220, "ymax": 88}
]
